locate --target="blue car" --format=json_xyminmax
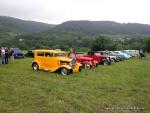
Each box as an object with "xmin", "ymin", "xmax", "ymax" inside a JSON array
[{"xmin": 12, "ymin": 48, "xmax": 24, "ymax": 58}]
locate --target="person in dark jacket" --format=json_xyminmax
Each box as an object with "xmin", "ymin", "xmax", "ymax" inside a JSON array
[
  {"xmin": 9, "ymin": 48, "xmax": 14, "ymax": 63},
  {"xmin": 5, "ymin": 47, "xmax": 9, "ymax": 64},
  {"xmin": 139, "ymin": 49, "xmax": 146, "ymax": 59}
]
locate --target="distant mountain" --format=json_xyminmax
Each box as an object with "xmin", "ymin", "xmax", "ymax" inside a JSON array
[
  {"xmin": 23, "ymin": 20, "xmax": 150, "ymax": 49},
  {"xmin": 55, "ymin": 21, "xmax": 150, "ymax": 35},
  {"xmin": 1, "ymin": 16, "xmax": 150, "ymax": 49},
  {"xmin": 1, "ymin": 16, "xmax": 150, "ymax": 35},
  {"xmin": 0, "ymin": 16, "xmax": 55, "ymax": 33}
]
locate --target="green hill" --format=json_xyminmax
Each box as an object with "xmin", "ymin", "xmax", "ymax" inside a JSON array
[
  {"xmin": 1, "ymin": 17, "xmax": 150, "ymax": 36},
  {"xmin": 0, "ymin": 16, "xmax": 55, "ymax": 46},
  {"xmin": 55, "ymin": 21, "xmax": 150, "ymax": 35},
  {"xmin": 0, "ymin": 16, "xmax": 55, "ymax": 33},
  {"xmin": 1, "ymin": 16, "xmax": 150, "ymax": 49}
]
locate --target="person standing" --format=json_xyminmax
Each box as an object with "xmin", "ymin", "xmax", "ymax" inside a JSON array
[
  {"xmin": 68, "ymin": 48, "xmax": 77, "ymax": 59},
  {"xmin": 0, "ymin": 48, "xmax": 2, "ymax": 64},
  {"xmin": 9, "ymin": 48, "xmax": 14, "ymax": 63},
  {"xmin": 139, "ymin": 49, "xmax": 144, "ymax": 59},
  {"xmin": 1, "ymin": 47, "xmax": 5, "ymax": 64},
  {"xmin": 68, "ymin": 48, "xmax": 77, "ymax": 67},
  {"xmin": 5, "ymin": 47, "xmax": 9, "ymax": 64}
]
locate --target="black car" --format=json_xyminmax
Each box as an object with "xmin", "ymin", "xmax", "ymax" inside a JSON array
[
  {"xmin": 12, "ymin": 48, "xmax": 24, "ymax": 58},
  {"xmin": 25, "ymin": 50, "xmax": 34, "ymax": 58}
]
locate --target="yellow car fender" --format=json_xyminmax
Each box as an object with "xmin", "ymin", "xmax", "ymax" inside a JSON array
[
  {"xmin": 32, "ymin": 60, "xmax": 41, "ymax": 69},
  {"xmin": 51, "ymin": 65, "xmax": 72, "ymax": 72},
  {"xmin": 76, "ymin": 62, "xmax": 82, "ymax": 67},
  {"xmin": 59, "ymin": 65, "xmax": 72, "ymax": 70},
  {"xmin": 73, "ymin": 63, "xmax": 82, "ymax": 72}
]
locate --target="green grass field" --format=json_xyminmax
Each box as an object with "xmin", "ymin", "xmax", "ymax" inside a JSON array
[{"xmin": 0, "ymin": 57, "xmax": 150, "ymax": 113}]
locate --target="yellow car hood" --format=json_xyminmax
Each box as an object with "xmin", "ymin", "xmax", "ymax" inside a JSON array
[{"xmin": 57, "ymin": 57, "xmax": 71, "ymax": 62}]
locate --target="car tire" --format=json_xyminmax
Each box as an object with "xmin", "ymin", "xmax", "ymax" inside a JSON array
[
  {"xmin": 60, "ymin": 68, "xmax": 70, "ymax": 75},
  {"xmin": 84, "ymin": 63, "xmax": 91, "ymax": 69},
  {"xmin": 110, "ymin": 59, "xmax": 115, "ymax": 64},
  {"xmin": 94, "ymin": 60, "xmax": 98, "ymax": 67},
  {"xmin": 79, "ymin": 66, "xmax": 82, "ymax": 72},
  {"xmin": 103, "ymin": 60, "xmax": 109, "ymax": 66},
  {"xmin": 32, "ymin": 63, "xmax": 39, "ymax": 71},
  {"xmin": 95, "ymin": 63, "xmax": 98, "ymax": 67}
]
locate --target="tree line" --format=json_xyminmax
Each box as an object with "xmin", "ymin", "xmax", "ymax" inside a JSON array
[{"xmin": 1, "ymin": 33, "xmax": 150, "ymax": 52}]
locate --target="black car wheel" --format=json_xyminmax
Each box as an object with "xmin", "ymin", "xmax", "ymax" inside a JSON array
[
  {"xmin": 84, "ymin": 63, "xmax": 91, "ymax": 69},
  {"xmin": 79, "ymin": 66, "xmax": 82, "ymax": 72},
  {"xmin": 60, "ymin": 68, "xmax": 70, "ymax": 75},
  {"xmin": 110, "ymin": 59, "xmax": 115, "ymax": 64},
  {"xmin": 95, "ymin": 63, "xmax": 98, "ymax": 67},
  {"xmin": 103, "ymin": 60, "xmax": 109, "ymax": 65},
  {"xmin": 32, "ymin": 63, "xmax": 39, "ymax": 71}
]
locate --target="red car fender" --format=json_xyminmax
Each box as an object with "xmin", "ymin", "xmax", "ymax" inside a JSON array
[
  {"xmin": 81, "ymin": 60, "xmax": 93, "ymax": 66},
  {"xmin": 76, "ymin": 56, "xmax": 96, "ymax": 67},
  {"xmin": 93, "ymin": 60, "xmax": 99, "ymax": 65}
]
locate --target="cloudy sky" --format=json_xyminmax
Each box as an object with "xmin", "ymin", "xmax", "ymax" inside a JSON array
[{"xmin": 0, "ymin": 0, "xmax": 150, "ymax": 24}]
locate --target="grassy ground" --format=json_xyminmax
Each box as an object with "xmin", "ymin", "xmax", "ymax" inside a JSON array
[{"xmin": 0, "ymin": 57, "xmax": 150, "ymax": 113}]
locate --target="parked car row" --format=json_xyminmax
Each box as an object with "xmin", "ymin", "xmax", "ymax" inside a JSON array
[
  {"xmin": 11, "ymin": 48, "xmax": 139, "ymax": 75},
  {"xmin": 30, "ymin": 49, "xmax": 139, "ymax": 75}
]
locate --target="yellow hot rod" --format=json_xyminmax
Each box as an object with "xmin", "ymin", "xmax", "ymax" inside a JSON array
[{"xmin": 32, "ymin": 50, "xmax": 82, "ymax": 75}]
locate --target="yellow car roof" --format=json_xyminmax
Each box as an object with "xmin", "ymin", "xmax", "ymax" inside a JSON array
[{"xmin": 34, "ymin": 49, "xmax": 66, "ymax": 53}]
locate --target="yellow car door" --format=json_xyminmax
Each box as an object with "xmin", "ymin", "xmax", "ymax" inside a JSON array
[
  {"xmin": 44, "ymin": 52, "xmax": 54, "ymax": 71},
  {"xmin": 36, "ymin": 51, "xmax": 45, "ymax": 69}
]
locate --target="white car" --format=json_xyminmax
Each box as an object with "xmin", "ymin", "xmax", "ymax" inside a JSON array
[{"xmin": 114, "ymin": 51, "xmax": 132, "ymax": 59}]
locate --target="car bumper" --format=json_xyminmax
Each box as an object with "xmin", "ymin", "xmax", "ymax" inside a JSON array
[{"xmin": 14, "ymin": 55, "xmax": 24, "ymax": 58}]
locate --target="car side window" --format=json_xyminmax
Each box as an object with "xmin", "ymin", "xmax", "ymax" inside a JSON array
[
  {"xmin": 45, "ymin": 52, "xmax": 53, "ymax": 57},
  {"xmin": 37, "ymin": 52, "xmax": 44, "ymax": 56}
]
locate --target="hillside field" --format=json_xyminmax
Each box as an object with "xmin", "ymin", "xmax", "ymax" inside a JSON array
[{"xmin": 0, "ymin": 57, "xmax": 150, "ymax": 113}]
